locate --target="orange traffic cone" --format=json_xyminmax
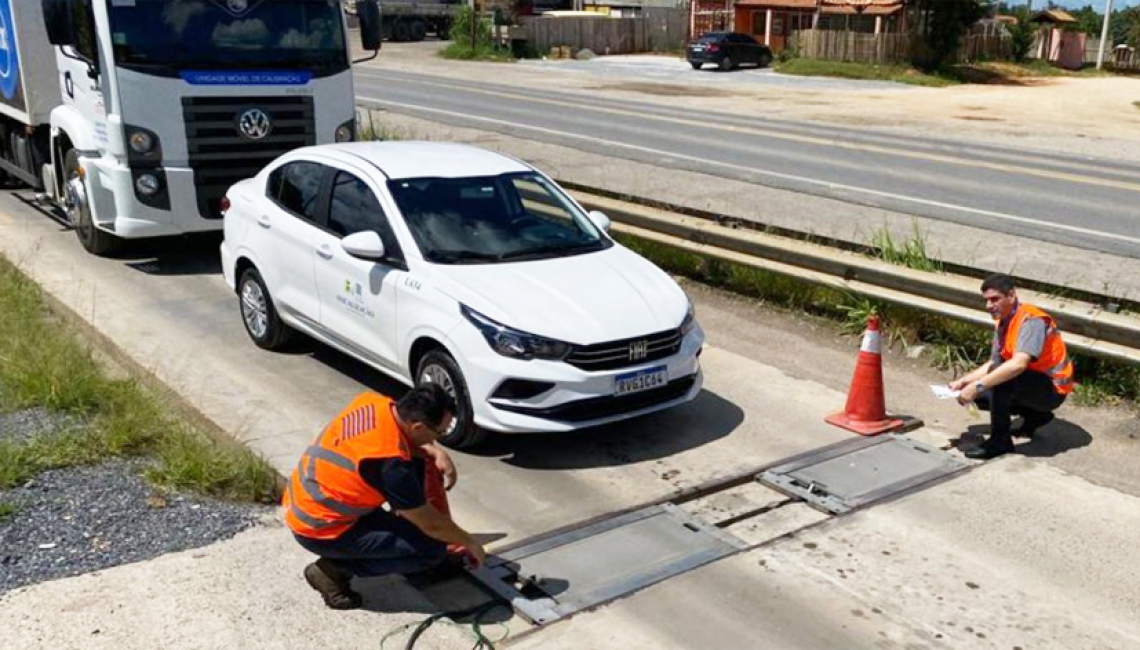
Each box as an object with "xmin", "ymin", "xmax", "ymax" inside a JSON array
[{"xmin": 826, "ymin": 315, "xmax": 903, "ymax": 436}]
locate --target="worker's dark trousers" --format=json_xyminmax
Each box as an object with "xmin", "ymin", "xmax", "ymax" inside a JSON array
[
  {"xmin": 294, "ymin": 508, "xmax": 446, "ymax": 578},
  {"xmin": 974, "ymin": 370, "xmax": 1066, "ymax": 442}
]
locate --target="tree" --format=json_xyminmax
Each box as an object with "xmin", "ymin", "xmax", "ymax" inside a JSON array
[
  {"xmin": 1008, "ymin": 8, "xmax": 1038, "ymax": 61},
  {"xmin": 1119, "ymin": 7, "xmax": 1140, "ymax": 47},
  {"xmin": 1070, "ymin": 5, "xmax": 1103, "ymax": 35},
  {"xmin": 910, "ymin": 0, "xmax": 990, "ymax": 70}
]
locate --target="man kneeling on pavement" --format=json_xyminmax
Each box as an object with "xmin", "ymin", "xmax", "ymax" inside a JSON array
[
  {"xmin": 284, "ymin": 385, "xmax": 485, "ymax": 609},
  {"xmin": 950, "ymin": 273, "xmax": 1075, "ymax": 460}
]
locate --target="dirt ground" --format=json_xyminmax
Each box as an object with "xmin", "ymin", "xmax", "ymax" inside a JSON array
[{"xmin": 362, "ymin": 40, "xmax": 1140, "ymax": 162}]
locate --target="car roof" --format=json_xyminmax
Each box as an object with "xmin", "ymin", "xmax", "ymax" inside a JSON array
[{"xmin": 294, "ymin": 141, "xmax": 534, "ymax": 180}]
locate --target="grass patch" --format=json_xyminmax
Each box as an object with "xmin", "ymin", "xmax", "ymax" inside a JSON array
[
  {"xmin": 439, "ymin": 42, "xmax": 515, "ymax": 62},
  {"xmin": 776, "ymin": 58, "xmax": 959, "ymax": 86},
  {"xmin": 778, "ymin": 57, "xmax": 1118, "ymax": 86},
  {"xmin": 0, "ymin": 501, "xmax": 16, "ymax": 522},
  {"xmin": 870, "ymin": 223, "xmax": 942, "ymax": 273},
  {"xmin": 0, "ymin": 258, "xmax": 277, "ymax": 502},
  {"xmin": 615, "ymin": 231, "xmax": 1140, "ymax": 399}
]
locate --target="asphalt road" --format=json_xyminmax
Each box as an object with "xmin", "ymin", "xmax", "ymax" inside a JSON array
[{"xmin": 353, "ymin": 67, "xmax": 1140, "ymax": 259}]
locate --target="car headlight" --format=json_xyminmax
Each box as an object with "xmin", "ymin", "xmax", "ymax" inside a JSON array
[
  {"xmin": 461, "ymin": 305, "xmax": 572, "ymax": 361},
  {"xmin": 680, "ymin": 302, "xmax": 696, "ymax": 336},
  {"xmin": 335, "ymin": 123, "xmax": 354, "ymax": 142}
]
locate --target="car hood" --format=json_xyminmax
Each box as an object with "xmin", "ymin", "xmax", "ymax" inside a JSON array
[{"xmin": 429, "ymin": 245, "xmax": 689, "ymax": 344}]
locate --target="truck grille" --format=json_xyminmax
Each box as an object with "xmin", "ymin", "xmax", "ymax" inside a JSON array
[
  {"xmin": 565, "ymin": 329, "xmax": 684, "ymax": 372},
  {"xmin": 183, "ymin": 96, "xmax": 316, "ymax": 219}
]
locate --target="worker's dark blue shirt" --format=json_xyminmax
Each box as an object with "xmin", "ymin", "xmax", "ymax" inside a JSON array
[{"xmin": 358, "ymin": 456, "xmax": 426, "ymax": 511}]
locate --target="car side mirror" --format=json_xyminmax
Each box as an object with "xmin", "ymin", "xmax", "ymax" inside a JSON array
[
  {"xmin": 357, "ymin": 0, "xmax": 383, "ymax": 52},
  {"xmin": 587, "ymin": 210, "xmax": 611, "ymax": 232},
  {"xmin": 342, "ymin": 231, "xmax": 386, "ymax": 260}
]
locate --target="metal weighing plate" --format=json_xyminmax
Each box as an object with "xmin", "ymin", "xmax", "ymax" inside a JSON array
[
  {"xmin": 468, "ymin": 503, "xmax": 746, "ymax": 625},
  {"xmin": 759, "ymin": 434, "xmax": 969, "ymax": 514}
]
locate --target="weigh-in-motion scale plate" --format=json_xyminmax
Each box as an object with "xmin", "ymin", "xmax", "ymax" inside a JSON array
[{"xmin": 467, "ymin": 435, "xmax": 968, "ymax": 625}]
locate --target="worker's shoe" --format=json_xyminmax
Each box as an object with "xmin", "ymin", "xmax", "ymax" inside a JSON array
[
  {"xmin": 304, "ymin": 559, "xmax": 362, "ymax": 610},
  {"xmin": 964, "ymin": 436, "xmax": 1015, "ymax": 460}
]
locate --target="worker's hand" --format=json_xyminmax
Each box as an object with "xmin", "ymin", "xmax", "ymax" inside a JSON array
[
  {"xmin": 462, "ymin": 541, "xmax": 486, "ymax": 569},
  {"xmin": 957, "ymin": 382, "xmax": 978, "ymax": 405},
  {"xmin": 948, "ymin": 378, "xmax": 969, "ymax": 392}
]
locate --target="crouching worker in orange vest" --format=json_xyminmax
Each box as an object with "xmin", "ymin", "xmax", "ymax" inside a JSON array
[
  {"xmin": 285, "ymin": 385, "xmax": 485, "ymax": 610},
  {"xmin": 950, "ymin": 273, "xmax": 1074, "ymax": 460}
]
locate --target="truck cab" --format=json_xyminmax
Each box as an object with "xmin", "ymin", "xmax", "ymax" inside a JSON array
[{"xmin": 16, "ymin": 0, "xmax": 379, "ymax": 254}]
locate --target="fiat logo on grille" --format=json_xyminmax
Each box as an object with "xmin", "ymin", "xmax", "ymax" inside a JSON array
[
  {"xmin": 236, "ymin": 108, "xmax": 272, "ymax": 141},
  {"xmin": 628, "ymin": 340, "xmax": 649, "ymax": 361}
]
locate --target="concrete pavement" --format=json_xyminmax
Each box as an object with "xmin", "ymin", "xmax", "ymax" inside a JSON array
[{"xmin": 2, "ymin": 187, "xmax": 1139, "ymax": 648}]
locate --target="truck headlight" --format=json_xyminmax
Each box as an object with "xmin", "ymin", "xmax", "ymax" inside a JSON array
[
  {"xmin": 135, "ymin": 173, "xmax": 161, "ymax": 197},
  {"xmin": 335, "ymin": 123, "xmax": 354, "ymax": 143},
  {"xmin": 129, "ymin": 131, "xmax": 155, "ymax": 154},
  {"xmin": 461, "ymin": 305, "xmax": 571, "ymax": 361}
]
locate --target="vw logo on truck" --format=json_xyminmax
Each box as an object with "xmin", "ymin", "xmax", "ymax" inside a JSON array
[{"xmin": 237, "ymin": 108, "xmax": 272, "ymax": 141}]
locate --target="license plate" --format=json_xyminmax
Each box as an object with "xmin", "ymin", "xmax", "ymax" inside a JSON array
[
  {"xmin": 691, "ymin": 46, "xmax": 705, "ymax": 52},
  {"xmin": 614, "ymin": 366, "xmax": 668, "ymax": 396}
]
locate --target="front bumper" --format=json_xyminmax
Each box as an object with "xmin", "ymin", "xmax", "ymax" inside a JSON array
[
  {"xmin": 86, "ymin": 159, "xmax": 225, "ymax": 239},
  {"xmin": 455, "ymin": 323, "xmax": 706, "ymax": 434}
]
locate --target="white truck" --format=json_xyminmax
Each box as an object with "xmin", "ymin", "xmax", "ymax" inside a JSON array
[{"xmin": 0, "ymin": 0, "xmax": 381, "ymax": 255}]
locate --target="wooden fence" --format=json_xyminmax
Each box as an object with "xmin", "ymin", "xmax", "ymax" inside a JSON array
[
  {"xmin": 791, "ymin": 30, "xmax": 910, "ymax": 65},
  {"xmin": 516, "ymin": 9, "xmax": 688, "ymax": 55},
  {"xmin": 790, "ymin": 30, "xmax": 1015, "ymax": 65}
]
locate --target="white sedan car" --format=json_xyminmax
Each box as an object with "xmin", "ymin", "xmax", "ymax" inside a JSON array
[{"xmin": 220, "ymin": 142, "xmax": 704, "ymax": 448}]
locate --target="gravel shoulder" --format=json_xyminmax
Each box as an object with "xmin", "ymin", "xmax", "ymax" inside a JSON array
[{"xmin": 0, "ymin": 451, "xmax": 270, "ymax": 594}]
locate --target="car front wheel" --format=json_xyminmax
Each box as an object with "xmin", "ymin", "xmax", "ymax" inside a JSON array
[
  {"xmin": 238, "ymin": 267, "xmax": 293, "ymax": 350},
  {"xmin": 759, "ymin": 52, "xmax": 773, "ymax": 68},
  {"xmin": 417, "ymin": 349, "xmax": 485, "ymax": 449}
]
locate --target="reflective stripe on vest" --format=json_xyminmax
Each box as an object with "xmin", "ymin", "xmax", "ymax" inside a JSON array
[
  {"xmin": 1000, "ymin": 304, "xmax": 1074, "ymax": 395},
  {"xmin": 283, "ymin": 393, "xmax": 413, "ymax": 539}
]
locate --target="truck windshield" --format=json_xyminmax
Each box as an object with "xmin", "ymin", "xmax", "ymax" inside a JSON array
[{"xmin": 108, "ymin": 0, "xmax": 347, "ymax": 75}]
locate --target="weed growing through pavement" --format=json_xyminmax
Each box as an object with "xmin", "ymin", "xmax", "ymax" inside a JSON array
[
  {"xmin": 0, "ymin": 501, "xmax": 16, "ymax": 522},
  {"xmin": 0, "ymin": 258, "xmax": 278, "ymax": 502},
  {"xmin": 870, "ymin": 223, "xmax": 943, "ymax": 273}
]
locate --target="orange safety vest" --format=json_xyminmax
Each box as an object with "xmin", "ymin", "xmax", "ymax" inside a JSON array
[
  {"xmin": 283, "ymin": 393, "xmax": 413, "ymax": 540},
  {"xmin": 999, "ymin": 303, "xmax": 1075, "ymax": 395}
]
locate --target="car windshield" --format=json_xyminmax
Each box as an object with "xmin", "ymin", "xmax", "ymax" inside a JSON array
[
  {"xmin": 108, "ymin": 0, "xmax": 346, "ymax": 74},
  {"xmin": 387, "ymin": 173, "xmax": 611, "ymax": 265}
]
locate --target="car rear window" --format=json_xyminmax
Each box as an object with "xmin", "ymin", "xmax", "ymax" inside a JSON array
[{"xmin": 697, "ymin": 34, "xmax": 725, "ymax": 43}]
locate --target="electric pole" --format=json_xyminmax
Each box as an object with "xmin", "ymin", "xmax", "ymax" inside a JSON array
[{"xmin": 1096, "ymin": 0, "xmax": 1114, "ymax": 70}]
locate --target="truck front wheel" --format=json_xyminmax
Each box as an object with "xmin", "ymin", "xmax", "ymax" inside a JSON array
[{"xmin": 65, "ymin": 150, "xmax": 119, "ymax": 256}]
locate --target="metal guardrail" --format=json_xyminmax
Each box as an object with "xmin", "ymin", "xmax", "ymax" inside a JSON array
[{"xmin": 568, "ymin": 189, "xmax": 1140, "ymax": 366}]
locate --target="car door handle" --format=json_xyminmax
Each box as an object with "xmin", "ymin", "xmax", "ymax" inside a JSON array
[
  {"xmin": 257, "ymin": 214, "xmax": 271, "ymax": 229},
  {"xmin": 316, "ymin": 244, "xmax": 334, "ymax": 260}
]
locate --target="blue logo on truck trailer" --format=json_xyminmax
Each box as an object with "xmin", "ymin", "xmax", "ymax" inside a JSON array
[{"xmin": 0, "ymin": 0, "xmax": 20, "ymax": 101}]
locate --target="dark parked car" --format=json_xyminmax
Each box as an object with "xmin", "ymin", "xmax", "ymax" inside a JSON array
[{"xmin": 687, "ymin": 32, "xmax": 773, "ymax": 71}]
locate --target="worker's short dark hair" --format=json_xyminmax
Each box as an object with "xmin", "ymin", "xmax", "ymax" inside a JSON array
[
  {"xmin": 396, "ymin": 384, "xmax": 455, "ymax": 429},
  {"xmin": 980, "ymin": 273, "xmax": 1016, "ymax": 295}
]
